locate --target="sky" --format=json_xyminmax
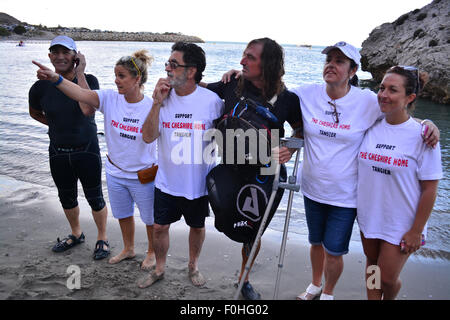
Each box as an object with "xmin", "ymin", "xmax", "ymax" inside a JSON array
[{"xmin": 1, "ymin": 0, "xmax": 433, "ymax": 47}]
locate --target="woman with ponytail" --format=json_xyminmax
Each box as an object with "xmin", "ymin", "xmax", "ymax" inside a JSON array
[
  {"xmin": 33, "ymin": 50, "xmax": 158, "ymax": 270},
  {"xmin": 356, "ymin": 67, "xmax": 442, "ymax": 300}
]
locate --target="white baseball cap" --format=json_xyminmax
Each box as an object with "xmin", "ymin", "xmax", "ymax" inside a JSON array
[
  {"xmin": 49, "ymin": 35, "xmax": 77, "ymax": 51},
  {"xmin": 321, "ymin": 41, "xmax": 360, "ymax": 66}
]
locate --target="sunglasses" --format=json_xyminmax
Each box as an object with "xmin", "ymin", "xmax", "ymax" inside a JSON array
[
  {"xmin": 327, "ymin": 100, "xmax": 339, "ymax": 124},
  {"xmin": 165, "ymin": 60, "xmax": 194, "ymax": 69},
  {"xmin": 389, "ymin": 65, "xmax": 420, "ymax": 94}
]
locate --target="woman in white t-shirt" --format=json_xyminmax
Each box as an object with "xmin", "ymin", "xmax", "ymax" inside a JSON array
[
  {"xmin": 290, "ymin": 41, "xmax": 376, "ymax": 300},
  {"xmin": 357, "ymin": 66, "xmax": 442, "ymax": 300},
  {"xmin": 33, "ymin": 50, "xmax": 158, "ymax": 270}
]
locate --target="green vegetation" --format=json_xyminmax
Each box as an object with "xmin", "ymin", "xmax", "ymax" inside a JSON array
[
  {"xmin": 13, "ymin": 25, "xmax": 26, "ymax": 35},
  {"xmin": 0, "ymin": 26, "xmax": 11, "ymax": 36}
]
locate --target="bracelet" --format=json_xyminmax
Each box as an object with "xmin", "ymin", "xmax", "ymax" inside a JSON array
[
  {"xmin": 420, "ymin": 119, "xmax": 432, "ymax": 125},
  {"xmin": 53, "ymin": 75, "xmax": 63, "ymax": 86}
]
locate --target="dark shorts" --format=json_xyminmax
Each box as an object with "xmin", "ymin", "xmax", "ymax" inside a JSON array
[
  {"xmin": 154, "ymin": 187, "xmax": 209, "ymax": 228},
  {"xmin": 304, "ymin": 196, "xmax": 356, "ymax": 256},
  {"xmin": 49, "ymin": 139, "xmax": 105, "ymax": 211}
]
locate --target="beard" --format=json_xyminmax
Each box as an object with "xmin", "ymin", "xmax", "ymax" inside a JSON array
[{"xmin": 167, "ymin": 70, "xmax": 188, "ymax": 89}]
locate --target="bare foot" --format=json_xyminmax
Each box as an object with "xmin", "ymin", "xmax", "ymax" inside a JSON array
[
  {"xmin": 138, "ymin": 270, "xmax": 164, "ymax": 288},
  {"xmin": 108, "ymin": 250, "xmax": 135, "ymax": 264},
  {"xmin": 141, "ymin": 252, "xmax": 156, "ymax": 270},
  {"xmin": 189, "ymin": 269, "xmax": 206, "ymax": 287}
]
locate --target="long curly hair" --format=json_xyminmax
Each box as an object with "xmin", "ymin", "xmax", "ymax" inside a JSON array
[{"xmin": 237, "ymin": 38, "xmax": 285, "ymax": 101}]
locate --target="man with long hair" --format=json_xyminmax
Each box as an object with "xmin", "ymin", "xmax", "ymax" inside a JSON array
[{"xmin": 202, "ymin": 38, "xmax": 303, "ymax": 299}]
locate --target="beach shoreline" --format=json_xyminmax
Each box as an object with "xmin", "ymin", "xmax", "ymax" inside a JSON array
[
  {"xmin": 0, "ymin": 30, "xmax": 204, "ymax": 43},
  {"xmin": 0, "ymin": 175, "xmax": 448, "ymax": 301}
]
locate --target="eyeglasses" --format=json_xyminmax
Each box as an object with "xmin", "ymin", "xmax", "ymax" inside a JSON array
[
  {"xmin": 165, "ymin": 60, "xmax": 193, "ymax": 69},
  {"xmin": 328, "ymin": 100, "xmax": 339, "ymax": 124}
]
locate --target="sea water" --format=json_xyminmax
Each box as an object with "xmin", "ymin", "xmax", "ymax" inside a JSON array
[{"xmin": 0, "ymin": 40, "xmax": 448, "ymax": 260}]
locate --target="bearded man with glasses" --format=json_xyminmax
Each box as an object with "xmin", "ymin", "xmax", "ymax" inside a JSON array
[{"xmin": 141, "ymin": 42, "xmax": 224, "ymax": 288}]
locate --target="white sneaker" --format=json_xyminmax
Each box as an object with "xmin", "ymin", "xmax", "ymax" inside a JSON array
[
  {"xmin": 319, "ymin": 293, "xmax": 334, "ymax": 300},
  {"xmin": 296, "ymin": 283, "xmax": 322, "ymax": 300}
]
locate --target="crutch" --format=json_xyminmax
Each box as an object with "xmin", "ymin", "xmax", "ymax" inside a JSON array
[
  {"xmin": 273, "ymin": 137, "xmax": 304, "ymax": 299},
  {"xmin": 233, "ymin": 162, "xmax": 281, "ymax": 300}
]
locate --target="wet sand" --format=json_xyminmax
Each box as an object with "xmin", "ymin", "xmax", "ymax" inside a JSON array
[{"xmin": 0, "ymin": 175, "xmax": 448, "ymax": 302}]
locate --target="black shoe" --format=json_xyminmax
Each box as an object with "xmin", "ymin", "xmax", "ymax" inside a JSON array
[
  {"xmin": 241, "ymin": 281, "xmax": 261, "ymax": 300},
  {"xmin": 93, "ymin": 240, "xmax": 110, "ymax": 260},
  {"xmin": 52, "ymin": 233, "xmax": 85, "ymax": 252}
]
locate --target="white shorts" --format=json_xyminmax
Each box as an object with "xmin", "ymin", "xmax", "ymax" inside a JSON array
[{"xmin": 106, "ymin": 172, "xmax": 155, "ymax": 225}]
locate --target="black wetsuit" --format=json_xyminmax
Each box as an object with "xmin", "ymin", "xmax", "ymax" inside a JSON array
[
  {"xmin": 207, "ymin": 77, "xmax": 302, "ymax": 137},
  {"xmin": 29, "ymin": 75, "xmax": 105, "ymax": 211},
  {"xmin": 206, "ymin": 77, "xmax": 302, "ymax": 243},
  {"xmin": 29, "ymin": 75, "xmax": 99, "ymax": 146}
]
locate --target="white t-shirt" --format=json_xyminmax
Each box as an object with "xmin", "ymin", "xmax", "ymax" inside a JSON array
[
  {"xmin": 97, "ymin": 89, "xmax": 157, "ymax": 179},
  {"xmin": 357, "ymin": 117, "xmax": 442, "ymax": 245},
  {"xmin": 156, "ymin": 85, "xmax": 224, "ymax": 199},
  {"xmin": 291, "ymin": 83, "xmax": 382, "ymax": 208}
]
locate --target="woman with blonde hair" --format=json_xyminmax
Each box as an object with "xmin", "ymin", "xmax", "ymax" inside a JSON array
[{"xmin": 33, "ymin": 50, "xmax": 158, "ymax": 270}]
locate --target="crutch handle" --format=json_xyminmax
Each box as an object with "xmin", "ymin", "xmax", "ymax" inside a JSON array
[{"xmin": 280, "ymin": 137, "xmax": 304, "ymax": 149}]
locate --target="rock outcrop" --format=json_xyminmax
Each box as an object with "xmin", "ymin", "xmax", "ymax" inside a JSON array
[
  {"xmin": 360, "ymin": 0, "xmax": 449, "ymax": 104},
  {"xmin": 0, "ymin": 12, "xmax": 20, "ymax": 25}
]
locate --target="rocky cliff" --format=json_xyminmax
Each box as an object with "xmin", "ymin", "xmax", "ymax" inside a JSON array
[{"xmin": 360, "ymin": 0, "xmax": 449, "ymax": 104}]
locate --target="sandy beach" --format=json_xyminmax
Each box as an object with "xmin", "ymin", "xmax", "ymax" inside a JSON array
[{"xmin": 0, "ymin": 174, "xmax": 449, "ymax": 303}]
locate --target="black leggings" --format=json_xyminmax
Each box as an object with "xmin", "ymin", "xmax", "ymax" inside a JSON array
[{"xmin": 49, "ymin": 140, "xmax": 105, "ymax": 211}]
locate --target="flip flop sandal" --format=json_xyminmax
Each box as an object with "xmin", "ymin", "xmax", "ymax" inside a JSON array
[
  {"xmin": 296, "ymin": 283, "xmax": 322, "ymax": 300},
  {"xmin": 93, "ymin": 240, "xmax": 110, "ymax": 260},
  {"xmin": 52, "ymin": 233, "xmax": 85, "ymax": 252}
]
